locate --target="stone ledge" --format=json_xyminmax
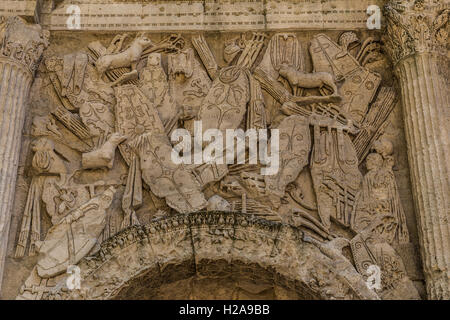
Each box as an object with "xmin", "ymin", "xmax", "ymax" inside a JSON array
[
  {"xmin": 0, "ymin": 0, "xmax": 386, "ymax": 31},
  {"xmin": 0, "ymin": 0, "xmax": 37, "ymax": 18}
]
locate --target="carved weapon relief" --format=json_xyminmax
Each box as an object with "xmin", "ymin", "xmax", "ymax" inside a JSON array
[{"xmin": 14, "ymin": 30, "xmax": 419, "ymax": 300}]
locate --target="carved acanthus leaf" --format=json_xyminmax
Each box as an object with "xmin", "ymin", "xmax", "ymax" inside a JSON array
[
  {"xmin": 0, "ymin": 16, "xmax": 49, "ymax": 74},
  {"xmin": 383, "ymin": 1, "xmax": 449, "ymax": 66}
]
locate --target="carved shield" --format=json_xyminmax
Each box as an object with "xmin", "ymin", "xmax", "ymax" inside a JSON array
[
  {"xmin": 350, "ymin": 230, "xmax": 409, "ymax": 293},
  {"xmin": 269, "ymin": 33, "xmax": 303, "ymax": 72},
  {"xmin": 115, "ymin": 85, "xmax": 207, "ymax": 213},
  {"xmin": 309, "ymin": 34, "xmax": 381, "ymax": 123},
  {"xmin": 114, "ymin": 85, "xmax": 166, "ymax": 165},
  {"xmin": 198, "ymin": 66, "xmax": 250, "ymax": 133},
  {"xmin": 350, "ymin": 232, "xmax": 378, "ymax": 276},
  {"xmin": 264, "ymin": 115, "xmax": 311, "ymax": 198},
  {"xmin": 138, "ymin": 133, "xmax": 207, "ymax": 213},
  {"xmin": 310, "ymin": 128, "xmax": 362, "ymax": 229}
]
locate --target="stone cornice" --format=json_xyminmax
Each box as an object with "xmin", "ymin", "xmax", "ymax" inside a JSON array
[
  {"xmin": 0, "ymin": 16, "xmax": 49, "ymax": 74},
  {"xmin": 383, "ymin": 0, "xmax": 449, "ymax": 67},
  {"xmin": 3, "ymin": 0, "xmax": 386, "ymax": 32}
]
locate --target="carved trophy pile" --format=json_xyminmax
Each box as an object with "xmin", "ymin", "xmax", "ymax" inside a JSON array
[{"xmin": 12, "ymin": 30, "xmax": 420, "ymax": 300}]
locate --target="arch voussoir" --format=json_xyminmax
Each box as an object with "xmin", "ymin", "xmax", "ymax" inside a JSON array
[{"xmin": 47, "ymin": 212, "xmax": 379, "ymax": 300}]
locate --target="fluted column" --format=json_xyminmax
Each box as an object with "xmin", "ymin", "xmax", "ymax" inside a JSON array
[
  {"xmin": 0, "ymin": 16, "xmax": 48, "ymax": 292},
  {"xmin": 384, "ymin": 1, "xmax": 450, "ymax": 299}
]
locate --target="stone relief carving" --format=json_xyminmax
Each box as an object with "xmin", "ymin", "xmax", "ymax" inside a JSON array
[
  {"xmin": 37, "ymin": 186, "xmax": 116, "ymax": 278},
  {"xmin": 382, "ymin": 0, "xmax": 449, "ymax": 300},
  {"xmin": 12, "ymin": 29, "xmax": 421, "ymax": 300},
  {"xmin": 352, "ymin": 138, "xmax": 410, "ymax": 246}
]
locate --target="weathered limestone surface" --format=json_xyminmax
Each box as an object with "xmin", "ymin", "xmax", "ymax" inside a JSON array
[
  {"xmin": 0, "ymin": 1, "xmax": 37, "ymax": 19},
  {"xmin": 384, "ymin": 0, "xmax": 450, "ymax": 300},
  {"xmin": 18, "ymin": 212, "xmax": 383, "ymax": 300},
  {"xmin": 1, "ymin": 0, "xmax": 386, "ymax": 31},
  {"xmin": 0, "ymin": 0, "xmax": 447, "ymax": 300},
  {"xmin": 0, "ymin": 16, "xmax": 48, "ymax": 293}
]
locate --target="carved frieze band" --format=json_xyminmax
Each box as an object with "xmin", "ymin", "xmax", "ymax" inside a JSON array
[
  {"xmin": 0, "ymin": 0, "xmax": 386, "ymax": 31},
  {"xmin": 0, "ymin": 16, "xmax": 48, "ymax": 293}
]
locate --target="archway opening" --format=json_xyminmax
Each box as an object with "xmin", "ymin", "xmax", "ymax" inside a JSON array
[{"xmin": 112, "ymin": 259, "xmax": 319, "ymax": 300}]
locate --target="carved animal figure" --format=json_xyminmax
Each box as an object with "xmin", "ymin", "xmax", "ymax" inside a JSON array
[
  {"xmin": 82, "ymin": 132, "xmax": 127, "ymax": 169},
  {"xmin": 95, "ymin": 33, "xmax": 153, "ymax": 75},
  {"xmin": 278, "ymin": 64, "xmax": 338, "ymax": 95}
]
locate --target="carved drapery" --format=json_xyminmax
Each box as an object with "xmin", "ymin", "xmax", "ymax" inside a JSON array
[
  {"xmin": 0, "ymin": 16, "xmax": 48, "ymax": 292},
  {"xmin": 384, "ymin": 0, "xmax": 450, "ymax": 299}
]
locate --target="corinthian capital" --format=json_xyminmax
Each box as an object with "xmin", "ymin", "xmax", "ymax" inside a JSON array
[
  {"xmin": 0, "ymin": 16, "xmax": 49, "ymax": 74},
  {"xmin": 383, "ymin": 0, "xmax": 449, "ymax": 66}
]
